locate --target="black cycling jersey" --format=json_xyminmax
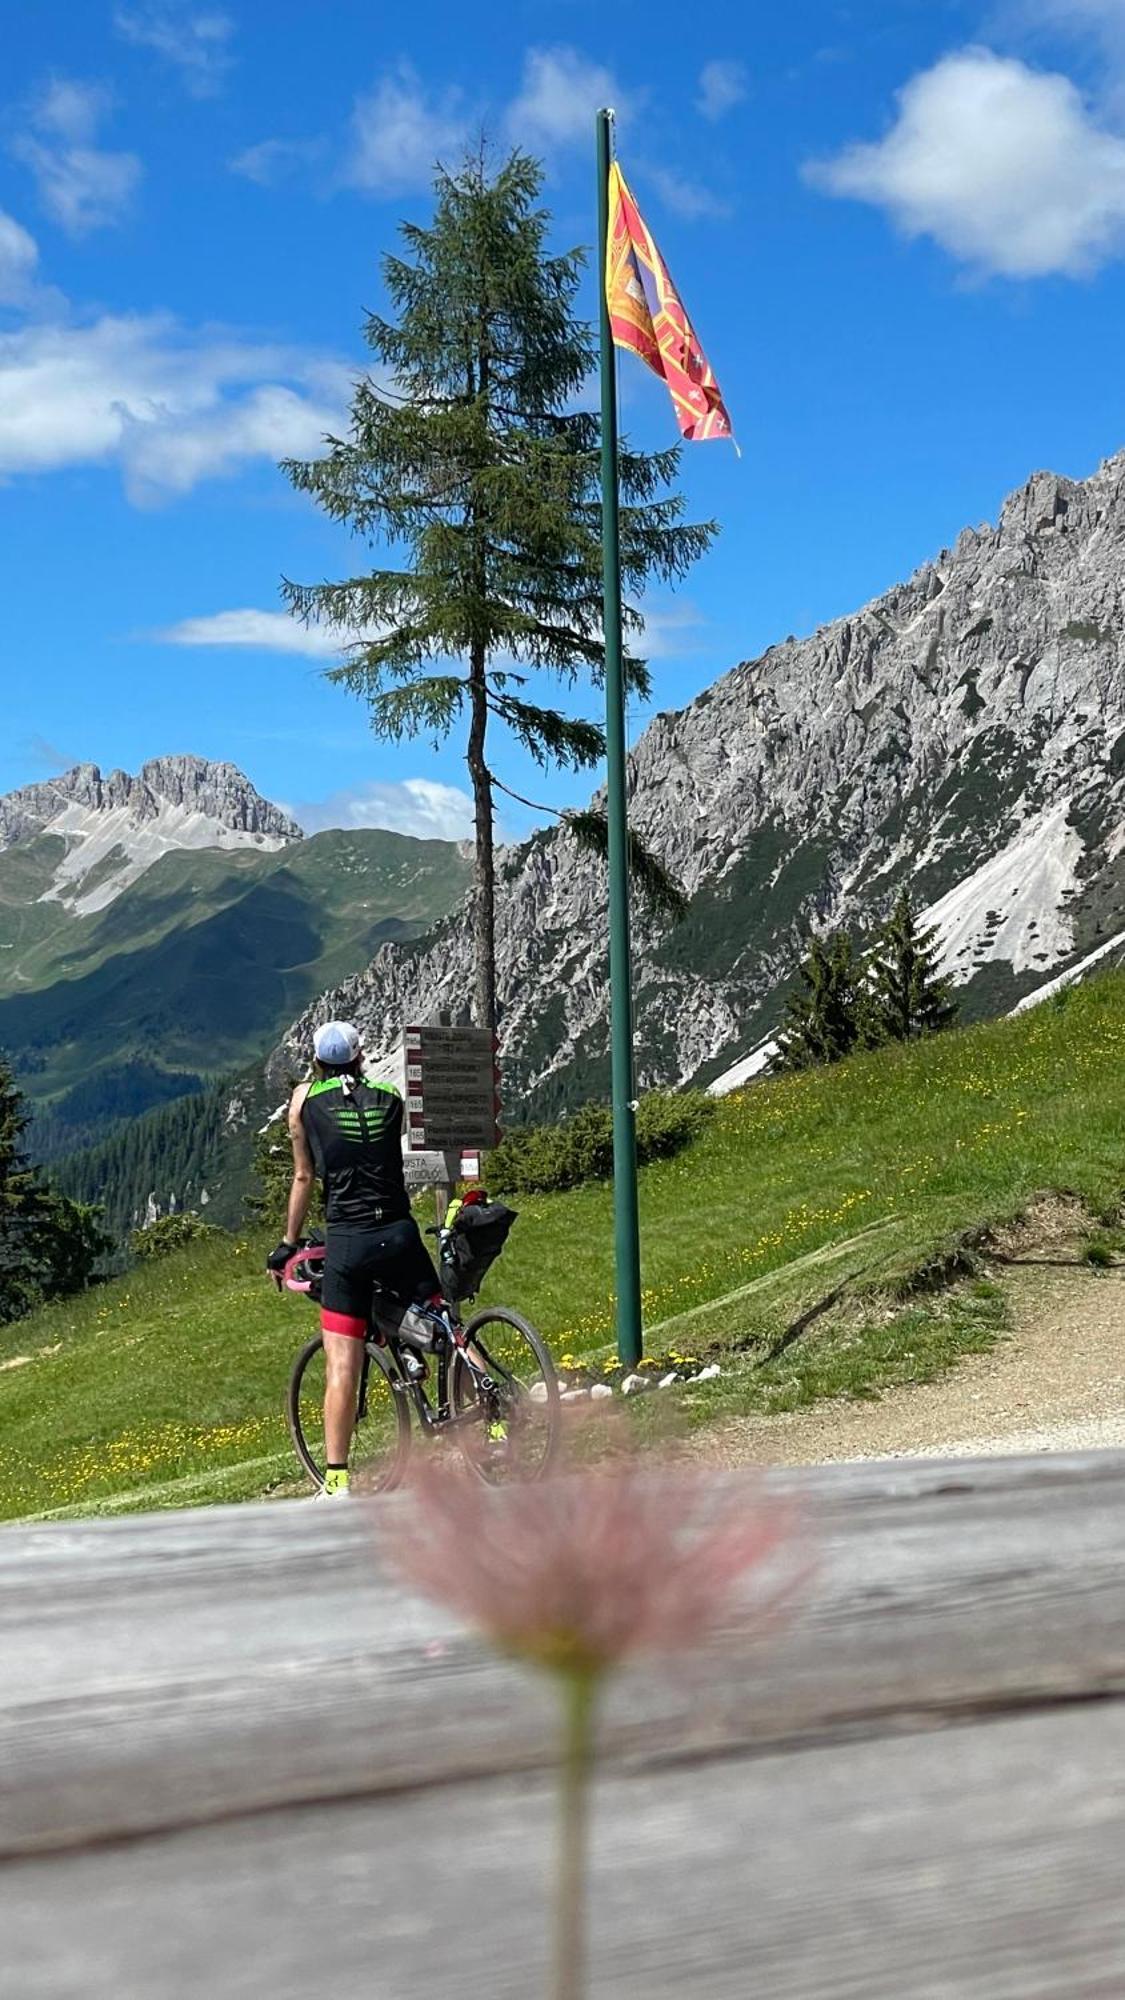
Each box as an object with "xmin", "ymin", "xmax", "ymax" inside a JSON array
[{"xmin": 299, "ymin": 1075, "xmax": 410, "ymax": 1229}]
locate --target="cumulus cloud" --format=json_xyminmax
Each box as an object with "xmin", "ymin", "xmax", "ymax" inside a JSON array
[
  {"xmin": 156, "ymin": 609, "xmax": 357, "ymax": 656},
  {"xmin": 11, "ymin": 78, "xmax": 142, "ymax": 234},
  {"xmin": 507, "ymin": 47, "xmax": 624, "ymax": 149},
  {"xmin": 0, "ymin": 313, "xmax": 349, "ymax": 500},
  {"xmin": 343, "ymin": 64, "xmax": 468, "ymax": 194},
  {"xmin": 696, "ymin": 59, "xmax": 748, "ymax": 122},
  {"xmin": 113, "ymin": 5, "xmax": 235, "ymax": 95},
  {"xmin": 296, "ymin": 778, "xmax": 475, "ymax": 842},
  {"xmin": 807, "ymin": 46, "xmax": 1125, "ymax": 278}
]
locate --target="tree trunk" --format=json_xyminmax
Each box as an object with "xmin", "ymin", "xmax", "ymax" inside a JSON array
[{"xmin": 467, "ymin": 646, "xmax": 497, "ymax": 1032}]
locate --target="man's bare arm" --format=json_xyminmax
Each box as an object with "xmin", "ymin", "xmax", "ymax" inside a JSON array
[{"xmin": 284, "ymin": 1083, "xmax": 316, "ymax": 1245}]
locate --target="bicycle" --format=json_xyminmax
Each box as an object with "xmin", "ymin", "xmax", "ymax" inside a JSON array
[{"xmin": 281, "ymin": 1241, "xmax": 561, "ymax": 1492}]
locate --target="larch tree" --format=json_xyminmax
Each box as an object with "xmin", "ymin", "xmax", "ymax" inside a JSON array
[{"xmin": 282, "ymin": 148, "xmax": 715, "ymax": 1031}]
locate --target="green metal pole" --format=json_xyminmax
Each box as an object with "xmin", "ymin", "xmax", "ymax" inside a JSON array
[{"xmin": 597, "ymin": 107, "xmax": 643, "ymax": 1371}]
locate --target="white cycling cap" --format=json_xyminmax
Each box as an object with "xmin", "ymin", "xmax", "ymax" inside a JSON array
[{"xmin": 313, "ymin": 1020, "xmax": 362, "ymax": 1065}]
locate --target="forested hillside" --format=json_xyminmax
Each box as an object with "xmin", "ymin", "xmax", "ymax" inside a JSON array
[{"xmin": 52, "ymin": 1071, "xmax": 270, "ymax": 1242}]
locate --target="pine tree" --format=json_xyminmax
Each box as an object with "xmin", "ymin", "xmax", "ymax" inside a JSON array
[
  {"xmin": 0, "ymin": 1057, "xmax": 112, "ymax": 1320},
  {"xmin": 771, "ymin": 933, "xmax": 866, "ymax": 1072},
  {"xmin": 282, "ymin": 148, "xmax": 714, "ymax": 1029},
  {"xmin": 867, "ymin": 889, "xmax": 958, "ymax": 1044},
  {"xmin": 0, "ymin": 1057, "xmax": 46, "ymax": 1322}
]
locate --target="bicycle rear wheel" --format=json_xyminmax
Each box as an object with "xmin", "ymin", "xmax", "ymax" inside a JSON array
[
  {"xmin": 451, "ymin": 1306, "xmax": 560, "ymax": 1483},
  {"xmin": 287, "ymin": 1336, "xmax": 411, "ymax": 1494}
]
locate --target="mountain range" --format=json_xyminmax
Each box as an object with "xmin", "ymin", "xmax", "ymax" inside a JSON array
[
  {"xmin": 271, "ymin": 451, "xmax": 1125, "ymax": 1112},
  {"xmin": 0, "ymin": 756, "xmax": 471, "ymax": 1159}
]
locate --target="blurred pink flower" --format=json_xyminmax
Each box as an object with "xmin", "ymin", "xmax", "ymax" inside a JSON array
[
  {"xmin": 384, "ymin": 1460, "xmax": 806, "ymax": 2000},
  {"xmin": 386, "ymin": 1461, "xmax": 803, "ymax": 1676}
]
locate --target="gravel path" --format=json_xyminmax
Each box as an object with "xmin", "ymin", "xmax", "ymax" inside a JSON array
[{"xmin": 705, "ymin": 1263, "xmax": 1125, "ymax": 1467}]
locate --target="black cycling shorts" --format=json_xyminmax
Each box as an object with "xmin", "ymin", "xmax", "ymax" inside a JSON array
[{"xmin": 320, "ymin": 1218, "xmax": 439, "ymax": 1337}]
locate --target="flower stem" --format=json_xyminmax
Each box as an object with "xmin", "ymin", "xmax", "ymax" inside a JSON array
[{"xmin": 552, "ymin": 1667, "xmax": 600, "ymax": 2000}]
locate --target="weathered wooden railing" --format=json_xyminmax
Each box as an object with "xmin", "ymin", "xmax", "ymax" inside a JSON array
[{"xmin": 3, "ymin": 1451, "xmax": 1124, "ymax": 1995}]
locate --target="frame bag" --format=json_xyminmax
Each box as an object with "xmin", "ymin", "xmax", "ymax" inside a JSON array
[{"xmin": 441, "ymin": 1200, "xmax": 517, "ymax": 1302}]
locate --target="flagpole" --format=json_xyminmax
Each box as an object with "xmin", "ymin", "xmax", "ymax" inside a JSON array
[{"xmin": 597, "ymin": 106, "xmax": 643, "ymax": 1372}]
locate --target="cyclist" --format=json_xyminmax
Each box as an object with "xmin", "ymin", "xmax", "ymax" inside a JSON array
[{"xmin": 267, "ymin": 1019, "xmax": 439, "ymax": 1496}]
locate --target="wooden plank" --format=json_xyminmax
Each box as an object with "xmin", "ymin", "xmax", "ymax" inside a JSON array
[
  {"xmin": 1, "ymin": 1451, "xmax": 1124, "ymax": 1861},
  {"xmin": 5, "ymin": 1702, "xmax": 1125, "ymax": 1996}
]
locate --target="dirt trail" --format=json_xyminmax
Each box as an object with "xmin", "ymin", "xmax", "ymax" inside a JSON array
[{"xmin": 705, "ymin": 1263, "xmax": 1125, "ymax": 1467}]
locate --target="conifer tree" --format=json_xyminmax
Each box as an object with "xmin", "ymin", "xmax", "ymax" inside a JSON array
[
  {"xmin": 282, "ymin": 148, "xmax": 714, "ymax": 1030},
  {"xmin": 0, "ymin": 1057, "xmax": 111, "ymax": 1320},
  {"xmin": 867, "ymin": 889, "xmax": 958, "ymax": 1044},
  {"xmin": 771, "ymin": 932, "xmax": 867, "ymax": 1072}
]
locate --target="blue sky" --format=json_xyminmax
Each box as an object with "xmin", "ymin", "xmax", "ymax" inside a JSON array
[{"xmin": 3, "ymin": 0, "xmax": 1125, "ymax": 841}]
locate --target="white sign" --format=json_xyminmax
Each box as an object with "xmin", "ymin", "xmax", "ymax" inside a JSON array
[{"xmin": 401, "ymin": 1149, "xmax": 457, "ymax": 1190}]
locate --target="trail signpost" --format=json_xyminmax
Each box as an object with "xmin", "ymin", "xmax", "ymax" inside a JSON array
[{"xmin": 404, "ymin": 1024, "xmax": 501, "ymax": 1154}]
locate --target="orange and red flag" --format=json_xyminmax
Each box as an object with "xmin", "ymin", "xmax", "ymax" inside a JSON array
[{"xmin": 605, "ymin": 161, "xmax": 733, "ymax": 445}]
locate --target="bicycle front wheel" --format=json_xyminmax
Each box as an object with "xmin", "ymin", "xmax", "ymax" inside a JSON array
[
  {"xmin": 451, "ymin": 1306, "xmax": 560, "ymax": 1483},
  {"xmin": 287, "ymin": 1336, "xmax": 411, "ymax": 1494}
]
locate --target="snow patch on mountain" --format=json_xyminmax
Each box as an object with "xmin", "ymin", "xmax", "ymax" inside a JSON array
[
  {"xmin": 924, "ymin": 800, "xmax": 1085, "ymax": 982},
  {"xmin": 1009, "ymin": 927, "xmax": 1125, "ymax": 1014},
  {"xmin": 706, "ymin": 1037, "xmax": 778, "ymax": 1097},
  {"xmin": 40, "ymin": 798, "xmax": 289, "ymax": 915}
]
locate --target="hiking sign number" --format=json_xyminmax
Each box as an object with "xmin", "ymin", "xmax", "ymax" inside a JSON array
[{"xmin": 404, "ymin": 1024, "xmax": 501, "ymax": 1152}]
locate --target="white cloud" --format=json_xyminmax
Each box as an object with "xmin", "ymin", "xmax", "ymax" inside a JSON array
[
  {"xmin": 638, "ymin": 601, "xmax": 705, "ymax": 659},
  {"xmin": 807, "ymin": 46, "xmax": 1125, "ymax": 278},
  {"xmin": 11, "ymin": 78, "xmax": 142, "ymax": 234},
  {"xmin": 156, "ymin": 609, "xmax": 356, "ymax": 657},
  {"xmin": 696, "ymin": 59, "xmax": 748, "ymax": 122},
  {"xmin": 296, "ymin": 778, "xmax": 475, "ymax": 842},
  {"xmin": 507, "ymin": 47, "xmax": 624, "ymax": 150},
  {"xmin": 0, "ymin": 313, "xmax": 349, "ymax": 500},
  {"xmin": 230, "ymin": 137, "xmax": 322, "ymax": 187},
  {"xmin": 646, "ymin": 167, "xmax": 731, "ymax": 221},
  {"xmin": 114, "ymin": 5, "xmax": 235, "ymax": 95},
  {"xmin": 121, "ymin": 381, "xmax": 335, "ymax": 498},
  {"xmin": 344, "ymin": 64, "xmax": 468, "ymax": 195},
  {"xmin": 0, "ymin": 209, "xmax": 41, "ymax": 306}
]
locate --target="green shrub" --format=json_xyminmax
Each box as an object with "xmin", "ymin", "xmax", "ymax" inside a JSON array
[
  {"xmin": 635, "ymin": 1089, "xmax": 713, "ymax": 1161},
  {"xmin": 1080, "ymin": 1236, "xmax": 1116, "ymax": 1269},
  {"xmin": 130, "ymin": 1211, "xmax": 222, "ymax": 1262},
  {"xmin": 489, "ymin": 1090, "xmax": 712, "ymax": 1195}
]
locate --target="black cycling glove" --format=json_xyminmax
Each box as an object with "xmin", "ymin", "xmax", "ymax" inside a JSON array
[{"xmin": 266, "ymin": 1240, "xmax": 295, "ymax": 1273}]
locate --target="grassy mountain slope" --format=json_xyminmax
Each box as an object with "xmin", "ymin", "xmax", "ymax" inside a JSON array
[
  {"xmin": 3, "ymin": 972, "xmax": 1123, "ymax": 1522},
  {"xmin": 1, "ymin": 828, "xmax": 470, "ymax": 1154}
]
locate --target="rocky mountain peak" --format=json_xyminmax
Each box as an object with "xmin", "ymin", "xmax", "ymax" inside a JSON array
[
  {"xmin": 0, "ymin": 755, "xmax": 301, "ymax": 849},
  {"xmin": 0, "ymin": 754, "xmax": 302, "ymax": 916}
]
